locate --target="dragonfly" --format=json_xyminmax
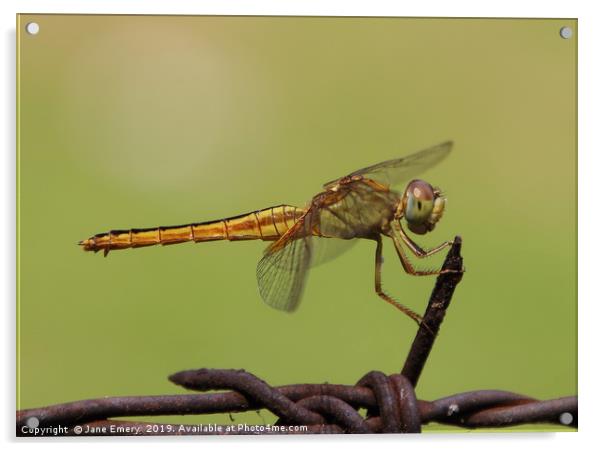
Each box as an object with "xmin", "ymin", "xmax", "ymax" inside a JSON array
[{"xmin": 79, "ymin": 141, "xmax": 457, "ymax": 325}]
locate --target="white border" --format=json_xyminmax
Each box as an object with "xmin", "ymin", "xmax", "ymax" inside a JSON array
[
  {"xmin": 2, "ymin": 0, "xmax": 590, "ymax": 17},
  {"xmin": 3, "ymin": 1, "xmax": 599, "ymax": 451}
]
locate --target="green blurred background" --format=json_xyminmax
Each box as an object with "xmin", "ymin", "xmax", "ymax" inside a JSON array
[{"xmin": 17, "ymin": 15, "xmax": 576, "ymax": 432}]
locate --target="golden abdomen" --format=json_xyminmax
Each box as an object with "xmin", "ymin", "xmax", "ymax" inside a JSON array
[{"xmin": 79, "ymin": 205, "xmax": 306, "ymax": 255}]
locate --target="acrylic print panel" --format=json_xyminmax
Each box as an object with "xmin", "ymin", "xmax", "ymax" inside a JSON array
[{"xmin": 17, "ymin": 15, "xmax": 577, "ymax": 435}]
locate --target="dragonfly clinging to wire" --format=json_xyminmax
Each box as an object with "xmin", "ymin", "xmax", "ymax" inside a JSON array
[{"xmin": 79, "ymin": 141, "xmax": 458, "ymax": 325}]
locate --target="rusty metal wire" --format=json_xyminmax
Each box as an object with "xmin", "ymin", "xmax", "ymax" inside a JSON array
[{"xmin": 16, "ymin": 237, "xmax": 578, "ymax": 435}]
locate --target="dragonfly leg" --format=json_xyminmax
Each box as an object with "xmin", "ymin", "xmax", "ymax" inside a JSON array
[
  {"xmin": 374, "ymin": 237, "xmax": 423, "ymax": 325},
  {"xmin": 395, "ymin": 221, "xmax": 452, "ymax": 258},
  {"xmin": 389, "ymin": 226, "xmax": 456, "ymax": 276}
]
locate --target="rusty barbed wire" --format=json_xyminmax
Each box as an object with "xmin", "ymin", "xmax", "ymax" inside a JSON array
[
  {"xmin": 16, "ymin": 237, "xmax": 578, "ymax": 435},
  {"xmin": 16, "ymin": 372, "xmax": 577, "ymax": 435}
]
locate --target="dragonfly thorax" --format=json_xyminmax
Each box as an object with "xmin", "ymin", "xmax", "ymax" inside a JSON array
[{"xmin": 315, "ymin": 179, "xmax": 399, "ymax": 240}]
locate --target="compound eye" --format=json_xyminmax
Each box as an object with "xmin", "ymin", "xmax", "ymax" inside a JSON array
[{"xmin": 404, "ymin": 180, "xmax": 435, "ymax": 230}]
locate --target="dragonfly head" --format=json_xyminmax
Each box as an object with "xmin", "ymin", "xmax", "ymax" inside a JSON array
[{"xmin": 401, "ymin": 179, "xmax": 446, "ymax": 235}]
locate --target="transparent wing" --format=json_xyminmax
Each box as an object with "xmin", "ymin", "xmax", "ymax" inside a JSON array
[
  {"xmin": 256, "ymin": 210, "xmax": 315, "ymax": 312},
  {"xmin": 324, "ymin": 141, "xmax": 453, "ymax": 189},
  {"xmin": 310, "ymin": 237, "xmax": 356, "ymax": 267}
]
